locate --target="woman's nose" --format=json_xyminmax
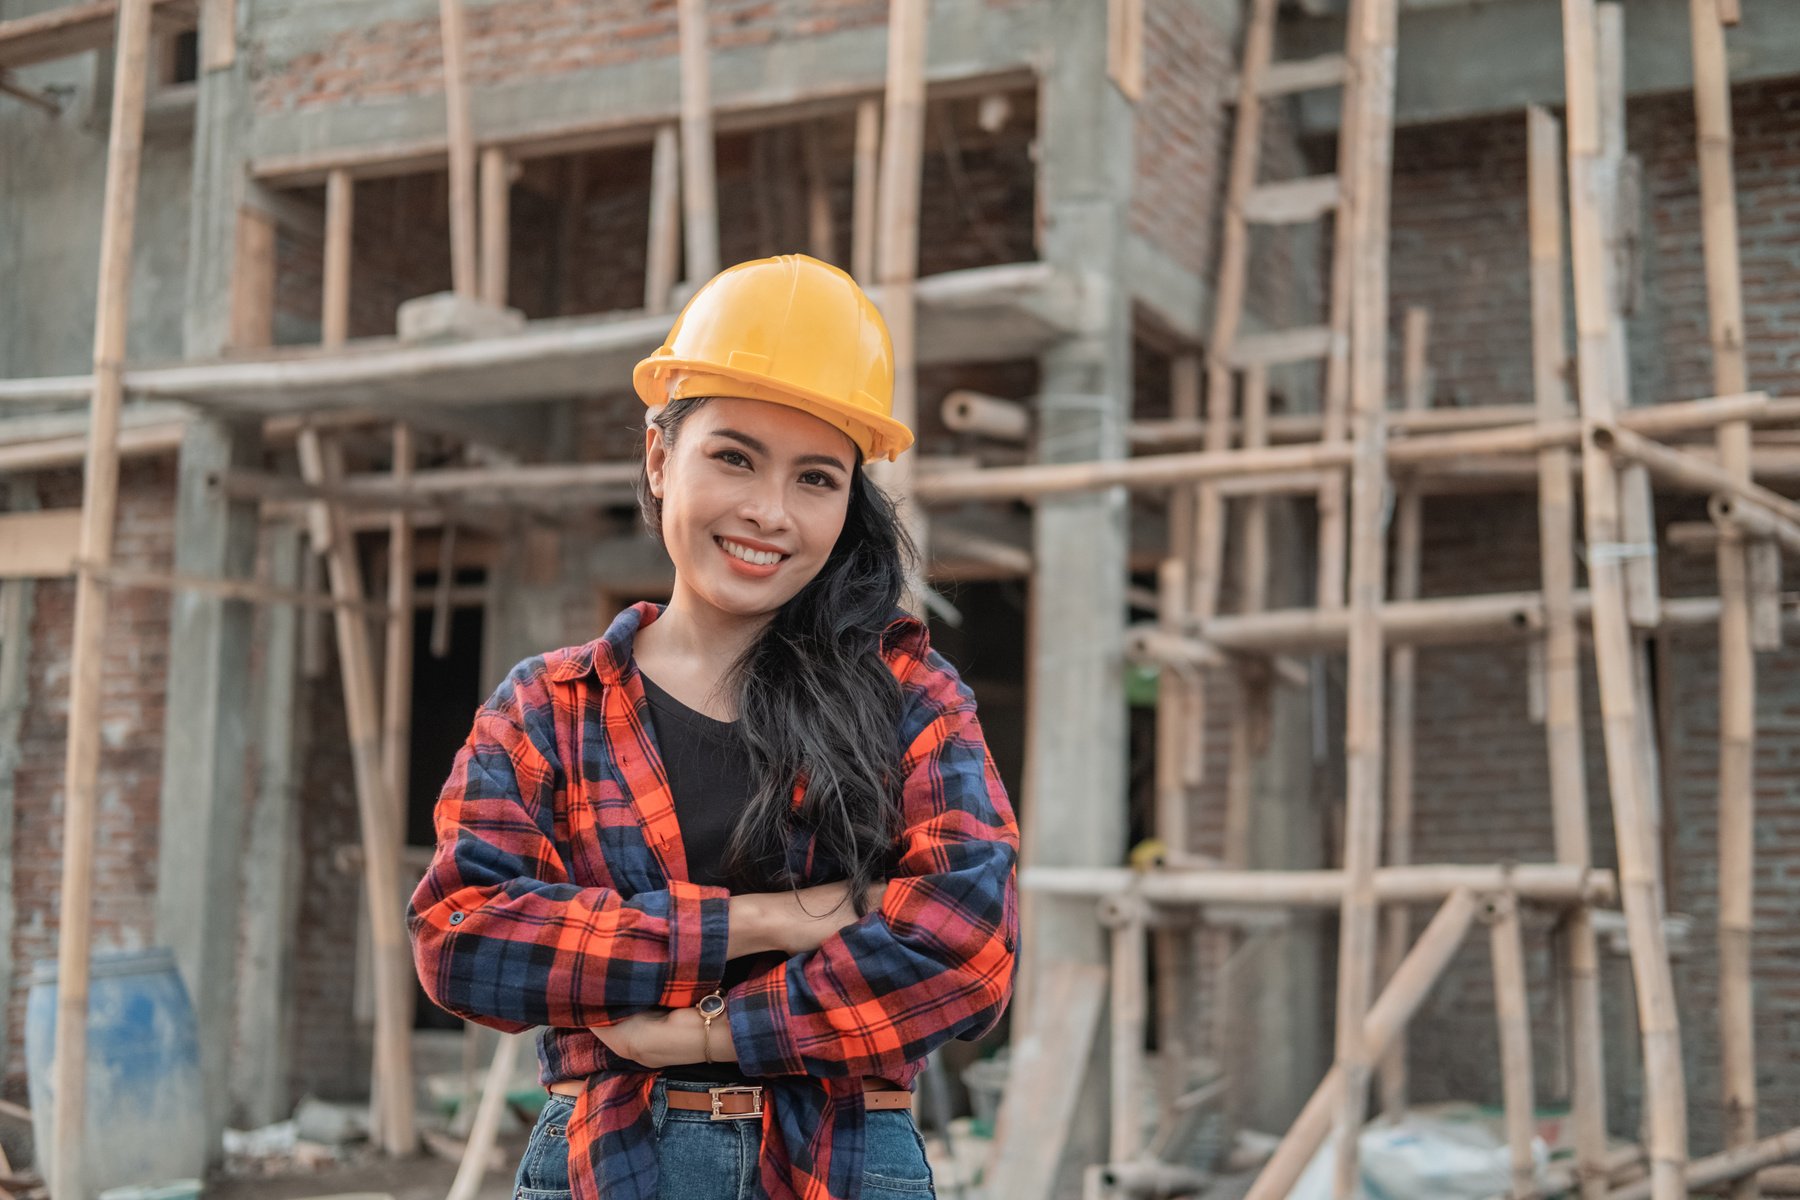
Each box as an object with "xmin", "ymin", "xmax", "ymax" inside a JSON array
[{"xmin": 737, "ymin": 479, "xmax": 790, "ymax": 529}]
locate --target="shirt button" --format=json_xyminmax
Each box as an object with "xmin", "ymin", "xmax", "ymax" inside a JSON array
[{"xmin": 449, "ymin": 912, "xmax": 465, "ymax": 925}]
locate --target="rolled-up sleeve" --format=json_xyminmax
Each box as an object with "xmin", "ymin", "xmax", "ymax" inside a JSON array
[
  {"xmin": 407, "ymin": 682, "xmax": 735, "ymax": 1033},
  {"xmin": 724, "ymin": 648, "xmax": 1020, "ymax": 1080}
]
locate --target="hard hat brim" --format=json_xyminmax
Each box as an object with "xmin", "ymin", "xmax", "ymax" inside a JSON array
[{"xmin": 633, "ymin": 356, "xmax": 916, "ymax": 464}]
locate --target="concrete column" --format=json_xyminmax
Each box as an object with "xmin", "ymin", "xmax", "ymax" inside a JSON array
[
  {"xmin": 1023, "ymin": 1, "xmax": 1136, "ymax": 1191},
  {"xmin": 156, "ymin": 0, "xmax": 263, "ymax": 1153}
]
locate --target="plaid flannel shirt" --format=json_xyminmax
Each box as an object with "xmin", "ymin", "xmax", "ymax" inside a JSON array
[{"xmin": 407, "ymin": 600, "xmax": 1020, "ymax": 1200}]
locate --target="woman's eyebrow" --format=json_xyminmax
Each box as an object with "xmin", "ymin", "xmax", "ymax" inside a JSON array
[{"xmin": 711, "ymin": 428, "xmax": 849, "ymax": 473}]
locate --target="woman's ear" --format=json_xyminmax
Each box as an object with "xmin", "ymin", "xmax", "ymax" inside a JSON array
[{"xmin": 644, "ymin": 423, "xmax": 667, "ymax": 500}]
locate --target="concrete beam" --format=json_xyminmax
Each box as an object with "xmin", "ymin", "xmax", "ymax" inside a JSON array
[
  {"xmin": 250, "ymin": 2, "xmax": 1042, "ymax": 177},
  {"xmin": 1285, "ymin": 0, "xmax": 1800, "ymax": 132}
]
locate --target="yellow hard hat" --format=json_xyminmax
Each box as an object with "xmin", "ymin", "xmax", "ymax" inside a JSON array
[{"xmin": 632, "ymin": 253, "xmax": 915, "ymax": 464}]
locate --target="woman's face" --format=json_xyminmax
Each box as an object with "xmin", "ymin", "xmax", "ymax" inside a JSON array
[{"xmin": 645, "ymin": 396, "xmax": 860, "ymax": 623}]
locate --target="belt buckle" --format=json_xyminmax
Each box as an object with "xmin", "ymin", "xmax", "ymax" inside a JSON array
[{"xmin": 708, "ymin": 1084, "xmax": 764, "ymax": 1121}]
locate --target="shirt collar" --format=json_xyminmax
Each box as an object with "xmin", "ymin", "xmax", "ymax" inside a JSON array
[{"xmin": 545, "ymin": 599, "xmax": 925, "ymax": 685}]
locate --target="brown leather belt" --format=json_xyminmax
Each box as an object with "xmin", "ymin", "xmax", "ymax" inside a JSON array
[{"xmin": 547, "ymin": 1075, "xmax": 912, "ymax": 1119}]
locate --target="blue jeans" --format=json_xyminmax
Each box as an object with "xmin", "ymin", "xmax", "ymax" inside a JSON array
[{"xmin": 512, "ymin": 1077, "xmax": 938, "ymax": 1199}]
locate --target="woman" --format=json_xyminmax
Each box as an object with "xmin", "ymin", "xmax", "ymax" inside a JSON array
[{"xmin": 407, "ymin": 253, "xmax": 1021, "ymax": 1200}]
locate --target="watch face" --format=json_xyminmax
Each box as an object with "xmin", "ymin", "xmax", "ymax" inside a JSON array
[{"xmin": 698, "ymin": 994, "xmax": 726, "ymax": 1018}]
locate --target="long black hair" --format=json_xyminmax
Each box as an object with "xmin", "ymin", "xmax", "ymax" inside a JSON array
[{"xmin": 636, "ymin": 395, "xmax": 919, "ymax": 918}]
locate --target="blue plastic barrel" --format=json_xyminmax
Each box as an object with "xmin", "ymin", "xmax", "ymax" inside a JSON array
[{"xmin": 24, "ymin": 947, "xmax": 207, "ymax": 1197}]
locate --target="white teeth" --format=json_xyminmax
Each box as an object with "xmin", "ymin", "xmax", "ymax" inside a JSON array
[{"xmin": 720, "ymin": 538, "xmax": 782, "ymax": 566}]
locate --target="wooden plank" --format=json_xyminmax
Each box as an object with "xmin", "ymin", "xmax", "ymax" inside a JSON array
[
  {"xmin": 0, "ymin": 510, "xmax": 82, "ymax": 577},
  {"xmin": 1528, "ymin": 102, "xmax": 1609, "ymax": 1200},
  {"xmin": 1562, "ymin": 1, "xmax": 1689, "ymax": 1195},
  {"xmin": 1228, "ymin": 325, "xmax": 1334, "ymax": 368},
  {"xmin": 1245, "ymin": 174, "xmax": 1341, "ymax": 225},
  {"xmin": 52, "ymin": 3, "xmax": 154, "ymax": 1195},
  {"xmin": 986, "ymin": 962, "xmax": 1109, "ymax": 1200},
  {"xmin": 676, "ymin": 0, "xmax": 720, "ymax": 281}
]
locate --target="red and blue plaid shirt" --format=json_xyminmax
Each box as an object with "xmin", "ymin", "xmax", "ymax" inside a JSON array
[{"xmin": 407, "ymin": 600, "xmax": 1020, "ymax": 1199}]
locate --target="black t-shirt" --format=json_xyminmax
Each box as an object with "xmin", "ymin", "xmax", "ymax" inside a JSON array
[{"xmin": 637, "ymin": 668, "xmax": 788, "ymax": 1084}]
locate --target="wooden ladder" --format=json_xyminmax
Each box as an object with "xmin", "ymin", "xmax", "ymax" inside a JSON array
[{"xmin": 1194, "ymin": 0, "xmax": 1366, "ymax": 624}]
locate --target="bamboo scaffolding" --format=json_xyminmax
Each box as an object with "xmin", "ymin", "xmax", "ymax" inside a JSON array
[
  {"xmin": 1563, "ymin": 1, "xmax": 1688, "ymax": 1192},
  {"xmin": 437, "ymin": 0, "xmax": 478, "ymax": 299},
  {"xmin": 1102, "ymin": 890, "xmax": 1149, "ymax": 1164},
  {"xmin": 1488, "ymin": 892, "xmax": 1538, "ymax": 1199},
  {"xmin": 1688, "ymin": 6, "xmax": 1758, "ymax": 1185},
  {"xmin": 1529, "ymin": 102, "xmax": 1608, "ymax": 1200},
  {"xmin": 872, "ymin": 0, "xmax": 929, "ymax": 602},
  {"xmin": 850, "ymin": 98, "xmax": 880, "ymax": 286},
  {"xmin": 1611, "ymin": 1129, "xmax": 1800, "ymax": 1200},
  {"xmin": 675, "ymin": 0, "xmax": 720, "ymax": 282},
  {"xmin": 1376, "ymin": 308, "xmax": 1428, "ymax": 1120},
  {"xmin": 50, "ymin": 3, "xmax": 152, "ymax": 1192},
  {"xmin": 1246, "ymin": 890, "xmax": 1481, "ymax": 1200},
  {"xmin": 645, "ymin": 123, "xmax": 680, "ymax": 313},
  {"xmin": 1022, "ymin": 863, "xmax": 1612, "ymax": 908},
  {"xmin": 479, "ymin": 146, "xmax": 510, "ymax": 308}
]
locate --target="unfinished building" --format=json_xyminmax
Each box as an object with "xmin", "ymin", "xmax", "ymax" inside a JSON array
[{"xmin": 2, "ymin": 0, "xmax": 1800, "ymax": 1196}]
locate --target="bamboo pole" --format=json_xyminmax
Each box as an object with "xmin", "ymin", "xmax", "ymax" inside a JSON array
[
  {"xmin": 1563, "ymin": 1, "xmax": 1688, "ymax": 1192},
  {"xmin": 444, "ymin": 1031, "xmax": 525, "ymax": 1200},
  {"xmin": 851, "ymin": 98, "xmax": 880, "ymax": 286},
  {"xmin": 299, "ymin": 430, "xmax": 417, "ymax": 1154},
  {"xmin": 1600, "ymin": 425, "xmax": 1800, "ymax": 528},
  {"xmin": 1103, "ymin": 890, "xmax": 1149, "ymax": 1163},
  {"xmin": 1376, "ymin": 308, "xmax": 1428, "ymax": 1120},
  {"xmin": 1611, "ymin": 1129, "xmax": 1800, "ymax": 1200},
  {"xmin": 51, "ymin": 3, "xmax": 153, "ymax": 1193},
  {"xmin": 1596, "ymin": 7, "xmax": 1659, "ymax": 631},
  {"xmin": 645, "ymin": 123, "xmax": 681, "ymax": 314},
  {"xmin": 83, "ymin": 561, "xmax": 388, "ymax": 618},
  {"xmin": 1488, "ymin": 892, "xmax": 1538, "ymax": 1199},
  {"xmin": 872, "ymin": 0, "xmax": 929, "ymax": 604},
  {"xmin": 1688, "ymin": 0, "xmax": 1757, "ymax": 1186},
  {"xmin": 1153, "ymin": 559, "xmax": 1195, "ymax": 860},
  {"xmin": 942, "ymin": 390, "xmax": 1030, "ymax": 441},
  {"xmin": 322, "ymin": 169, "xmax": 354, "ymax": 349},
  {"xmin": 437, "ymin": 0, "xmax": 478, "ymax": 299},
  {"xmin": 1021, "ymin": 864, "xmax": 1612, "ymax": 908},
  {"xmin": 1528, "ymin": 102, "xmax": 1609, "ymax": 1200},
  {"xmin": 1245, "ymin": 890, "xmax": 1480, "ymax": 1200},
  {"xmin": 1333, "ymin": 0, "xmax": 1401, "ymax": 1190},
  {"xmin": 478, "ymin": 146, "xmax": 509, "ymax": 308},
  {"xmin": 384, "ymin": 423, "xmax": 415, "ymax": 885},
  {"xmin": 802, "ymin": 119, "xmax": 835, "ymax": 263},
  {"xmin": 675, "ymin": 0, "xmax": 720, "ymax": 281},
  {"xmin": 1710, "ymin": 495, "xmax": 1800, "ymax": 559},
  {"xmin": 1196, "ymin": 0, "xmax": 1273, "ymax": 624}
]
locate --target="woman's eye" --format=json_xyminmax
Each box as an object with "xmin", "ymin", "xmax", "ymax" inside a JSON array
[
  {"xmin": 800, "ymin": 470, "xmax": 839, "ymax": 488},
  {"xmin": 715, "ymin": 450, "xmax": 750, "ymax": 468}
]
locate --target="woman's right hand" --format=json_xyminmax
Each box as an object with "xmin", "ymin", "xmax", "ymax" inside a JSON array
[{"xmin": 732, "ymin": 880, "xmax": 887, "ymax": 957}]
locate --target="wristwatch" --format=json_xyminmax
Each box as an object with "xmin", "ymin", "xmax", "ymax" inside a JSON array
[{"xmin": 696, "ymin": 987, "xmax": 726, "ymax": 1063}]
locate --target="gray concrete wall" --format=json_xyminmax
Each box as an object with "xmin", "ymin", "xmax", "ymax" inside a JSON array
[{"xmin": 0, "ymin": 8, "xmax": 194, "ymax": 379}]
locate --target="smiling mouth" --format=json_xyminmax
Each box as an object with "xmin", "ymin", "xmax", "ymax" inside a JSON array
[{"xmin": 715, "ymin": 536, "xmax": 790, "ymax": 567}]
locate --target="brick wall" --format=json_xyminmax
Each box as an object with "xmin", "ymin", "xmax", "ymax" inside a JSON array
[{"xmin": 4, "ymin": 461, "xmax": 175, "ymax": 1093}]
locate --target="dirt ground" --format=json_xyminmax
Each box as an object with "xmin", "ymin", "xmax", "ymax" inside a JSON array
[{"xmin": 204, "ymin": 1131, "xmax": 533, "ymax": 1200}]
